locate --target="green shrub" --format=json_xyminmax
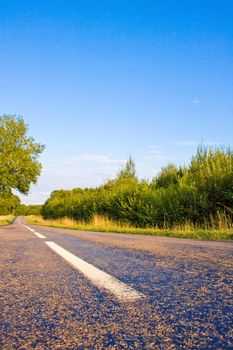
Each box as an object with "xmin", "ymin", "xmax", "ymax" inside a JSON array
[{"xmin": 41, "ymin": 149, "xmax": 233, "ymax": 229}]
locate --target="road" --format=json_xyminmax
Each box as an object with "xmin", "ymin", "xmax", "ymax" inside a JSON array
[{"xmin": 0, "ymin": 217, "xmax": 232, "ymax": 349}]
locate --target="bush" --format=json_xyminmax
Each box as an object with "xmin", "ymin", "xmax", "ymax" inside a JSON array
[{"xmin": 41, "ymin": 148, "xmax": 233, "ymax": 229}]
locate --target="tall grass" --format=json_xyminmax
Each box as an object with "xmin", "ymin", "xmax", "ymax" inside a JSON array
[
  {"xmin": 25, "ymin": 214, "xmax": 233, "ymax": 240},
  {"xmin": 0, "ymin": 215, "xmax": 14, "ymax": 226}
]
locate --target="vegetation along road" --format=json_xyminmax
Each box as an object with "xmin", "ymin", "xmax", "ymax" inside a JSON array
[{"xmin": 0, "ymin": 217, "xmax": 232, "ymax": 349}]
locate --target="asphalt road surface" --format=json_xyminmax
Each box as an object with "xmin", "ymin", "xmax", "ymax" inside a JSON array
[{"xmin": 0, "ymin": 217, "xmax": 232, "ymax": 349}]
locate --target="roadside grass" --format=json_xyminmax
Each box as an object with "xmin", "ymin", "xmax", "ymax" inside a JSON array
[
  {"xmin": 0, "ymin": 215, "xmax": 15, "ymax": 226},
  {"xmin": 25, "ymin": 215, "xmax": 233, "ymax": 240}
]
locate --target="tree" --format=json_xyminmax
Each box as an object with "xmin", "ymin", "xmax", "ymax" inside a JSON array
[
  {"xmin": 0, "ymin": 115, "xmax": 45, "ymax": 195},
  {"xmin": 0, "ymin": 191, "xmax": 20, "ymax": 214},
  {"xmin": 117, "ymin": 156, "xmax": 137, "ymax": 180},
  {"xmin": 185, "ymin": 145, "xmax": 233, "ymax": 213},
  {"xmin": 152, "ymin": 163, "xmax": 183, "ymax": 188}
]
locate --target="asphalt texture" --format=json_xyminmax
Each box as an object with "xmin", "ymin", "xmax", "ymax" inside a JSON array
[{"xmin": 0, "ymin": 218, "xmax": 232, "ymax": 349}]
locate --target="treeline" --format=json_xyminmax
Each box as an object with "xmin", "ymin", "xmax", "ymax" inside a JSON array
[
  {"xmin": 42, "ymin": 146, "xmax": 233, "ymax": 229},
  {"xmin": 15, "ymin": 204, "xmax": 42, "ymax": 216},
  {"xmin": 0, "ymin": 191, "xmax": 20, "ymax": 214},
  {"xmin": 0, "ymin": 191, "xmax": 42, "ymax": 216}
]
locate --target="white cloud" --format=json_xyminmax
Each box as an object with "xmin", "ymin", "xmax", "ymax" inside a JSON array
[
  {"xmin": 149, "ymin": 145, "xmax": 163, "ymax": 150},
  {"xmin": 204, "ymin": 142, "xmax": 222, "ymax": 146},
  {"xmin": 73, "ymin": 154, "xmax": 126, "ymax": 164},
  {"xmin": 18, "ymin": 150, "xmax": 183, "ymax": 205},
  {"xmin": 18, "ymin": 190, "xmax": 51, "ymax": 205},
  {"xmin": 176, "ymin": 140, "xmax": 199, "ymax": 147},
  {"xmin": 18, "ymin": 154, "xmax": 127, "ymax": 204},
  {"xmin": 141, "ymin": 148, "xmax": 165, "ymax": 162},
  {"xmin": 192, "ymin": 99, "xmax": 201, "ymax": 105},
  {"xmin": 136, "ymin": 162, "xmax": 160, "ymax": 179},
  {"xmin": 176, "ymin": 140, "xmax": 222, "ymax": 147}
]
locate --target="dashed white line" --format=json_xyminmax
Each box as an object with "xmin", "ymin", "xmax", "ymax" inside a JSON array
[
  {"xmin": 33, "ymin": 231, "xmax": 47, "ymax": 239},
  {"xmin": 18, "ymin": 218, "xmax": 46, "ymax": 239},
  {"xmin": 46, "ymin": 241, "xmax": 143, "ymax": 302},
  {"xmin": 17, "ymin": 216, "xmax": 143, "ymax": 302}
]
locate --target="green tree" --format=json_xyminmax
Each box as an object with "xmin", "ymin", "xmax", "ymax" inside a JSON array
[
  {"xmin": 117, "ymin": 156, "xmax": 137, "ymax": 181},
  {"xmin": 184, "ymin": 145, "xmax": 233, "ymax": 215},
  {"xmin": 0, "ymin": 115, "xmax": 45, "ymax": 196},
  {"xmin": 152, "ymin": 163, "xmax": 183, "ymax": 189},
  {"xmin": 0, "ymin": 191, "xmax": 20, "ymax": 214},
  {"xmin": 41, "ymin": 146, "xmax": 233, "ymax": 230}
]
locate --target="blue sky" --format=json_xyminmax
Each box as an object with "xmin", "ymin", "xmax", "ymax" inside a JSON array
[{"xmin": 1, "ymin": 1, "xmax": 233, "ymax": 204}]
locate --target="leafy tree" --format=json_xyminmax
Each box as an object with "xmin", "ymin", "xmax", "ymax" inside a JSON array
[
  {"xmin": 42, "ymin": 148, "xmax": 233, "ymax": 229},
  {"xmin": 0, "ymin": 191, "xmax": 20, "ymax": 214},
  {"xmin": 15, "ymin": 204, "xmax": 42, "ymax": 216},
  {"xmin": 152, "ymin": 163, "xmax": 183, "ymax": 188},
  {"xmin": 0, "ymin": 115, "xmax": 45, "ymax": 195},
  {"xmin": 184, "ymin": 146, "xmax": 233, "ymax": 216},
  {"xmin": 117, "ymin": 156, "xmax": 137, "ymax": 181}
]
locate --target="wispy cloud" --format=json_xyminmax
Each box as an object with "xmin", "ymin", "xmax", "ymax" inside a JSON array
[
  {"xmin": 45, "ymin": 154, "xmax": 127, "ymax": 182},
  {"xmin": 176, "ymin": 140, "xmax": 222, "ymax": 147},
  {"xmin": 19, "ymin": 150, "xmax": 181, "ymax": 204},
  {"xmin": 72, "ymin": 154, "xmax": 126, "ymax": 165},
  {"xmin": 141, "ymin": 148, "xmax": 165, "ymax": 161},
  {"xmin": 176, "ymin": 140, "xmax": 199, "ymax": 147},
  {"xmin": 18, "ymin": 154, "xmax": 127, "ymax": 204},
  {"xmin": 18, "ymin": 190, "xmax": 52, "ymax": 205},
  {"xmin": 191, "ymin": 99, "xmax": 201, "ymax": 105},
  {"xmin": 149, "ymin": 145, "xmax": 163, "ymax": 149}
]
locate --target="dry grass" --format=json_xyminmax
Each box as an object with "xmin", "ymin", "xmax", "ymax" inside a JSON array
[
  {"xmin": 0, "ymin": 215, "xmax": 14, "ymax": 226},
  {"xmin": 25, "ymin": 215, "xmax": 233, "ymax": 240}
]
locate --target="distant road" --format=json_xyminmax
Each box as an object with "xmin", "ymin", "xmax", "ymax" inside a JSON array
[{"xmin": 0, "ymin": 217, "xmax": 232, "ymax": 349}]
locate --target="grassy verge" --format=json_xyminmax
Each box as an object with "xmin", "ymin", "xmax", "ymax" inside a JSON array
[
  {"xmin": 0, "ymin": 215, "xmax": 15, "ymax": 226},
  {"xmin": 25, "ymin": 215, "xmax": 233, "ymax": 240}
]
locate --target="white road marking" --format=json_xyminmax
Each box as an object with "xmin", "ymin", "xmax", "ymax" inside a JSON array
[
  {"xmin": 16, "ymin": 217, "xmax": 143, "ymax": 301},
  {"xmin": 18, "ymin": 219, "xmax": 46, "ymax": 239},
  {"xmin": 46, "ymin": 241, "xmax": 143, "ymax": 302},
  {"xmin": 33, "ymin": 231, "xmax": 47, "ymax": 239}
]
